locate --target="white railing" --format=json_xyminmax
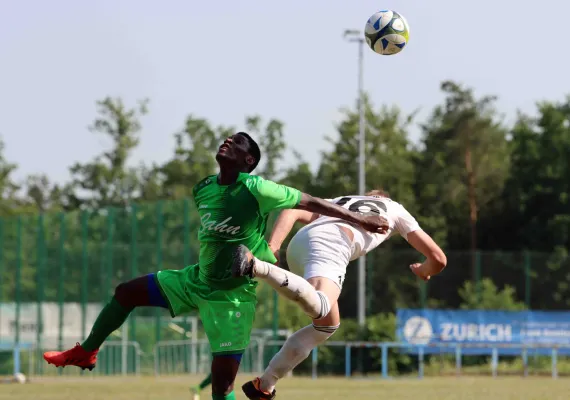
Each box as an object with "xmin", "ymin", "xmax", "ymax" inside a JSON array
[
  {"xmin": 305, "ymin": 341, "xmax": 570, "ymax": 379},
  {"xmin": 10, "ymin": 340, "xmax": 570, "ymax": 379},
  {"xmin": 153, "ymin": 337, "xmax": 265, "ymax": 375}
]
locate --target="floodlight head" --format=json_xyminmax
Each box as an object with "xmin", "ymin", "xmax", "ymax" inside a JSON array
[{"xmin": 343, "ymin": 29, "xmax": 361, "ymax": 39}]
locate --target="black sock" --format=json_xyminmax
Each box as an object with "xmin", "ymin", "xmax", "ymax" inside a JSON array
[{"xmin": 81, "ymin": 297, "xmax": 131, "ymax": 352}]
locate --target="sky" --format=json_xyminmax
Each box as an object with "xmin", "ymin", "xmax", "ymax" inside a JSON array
[{"xmin": 1, "ymin": 0, "xmax": 569, "ymax": 185}]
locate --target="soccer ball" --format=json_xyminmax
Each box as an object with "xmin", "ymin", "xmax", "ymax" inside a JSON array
[{"xmin": 364, "ymin": 10, "xmax": 410, "ymax": 55}]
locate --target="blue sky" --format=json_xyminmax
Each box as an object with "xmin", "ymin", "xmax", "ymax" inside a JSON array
[{"xmin": 1, "ymin": 0, "xmax": 569, "ymax": 184}]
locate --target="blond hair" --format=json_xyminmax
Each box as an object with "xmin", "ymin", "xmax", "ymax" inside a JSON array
[{"xmin": 365, "ymin": 189, "xmax": 390, "ymax": 198}]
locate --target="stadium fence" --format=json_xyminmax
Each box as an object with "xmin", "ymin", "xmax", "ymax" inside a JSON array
[
  {"xmin": 1, "ymin": 199, "xmax": 569, "ymax": 377},
  {"xmin": 4, "ymin": 340, "xmax": 570, "ymax": 380}
]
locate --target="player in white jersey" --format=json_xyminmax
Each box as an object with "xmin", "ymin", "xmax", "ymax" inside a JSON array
[{"xmin": 232, "ymin": 190, "xmax": 447, "ymax": 400}]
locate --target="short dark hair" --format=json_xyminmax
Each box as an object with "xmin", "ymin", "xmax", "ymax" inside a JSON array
[{"xmin": 237, "ymin": 132, "xmax": 261, "ymax": 172}]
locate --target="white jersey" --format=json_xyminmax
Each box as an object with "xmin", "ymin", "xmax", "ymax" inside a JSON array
[{"xmin": 307, "ymin": 195, "xmax": 421, "ymax": 260}]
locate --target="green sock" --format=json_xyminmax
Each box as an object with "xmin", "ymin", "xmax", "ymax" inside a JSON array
[
  {"xmin": 81, "ymin": 297, "xmax": 131, "ymax": 351},
  {"xmin": 199, "ymin": 373, "xmax": 212, "ymax": 389},
  {"xmin": 212, "ymin": 392, "xmax": 235, "ymax": 400}
]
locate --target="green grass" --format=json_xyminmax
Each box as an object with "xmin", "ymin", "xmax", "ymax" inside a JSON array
[{"xmin": 0, "ymin": 375, "xmax": 568, "ymax": 400}]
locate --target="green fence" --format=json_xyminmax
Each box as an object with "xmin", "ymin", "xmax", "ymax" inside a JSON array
[
  {"xmin": 0, "ymin": 199, "xmax": 279, "ymax": 375},
  {"xmin": 350, "ymin": 248, "xmax": 570, "ymax": 314},
  {"xmin": 0, "ymin": 198, "xmax": 568, "ymax": 375}
]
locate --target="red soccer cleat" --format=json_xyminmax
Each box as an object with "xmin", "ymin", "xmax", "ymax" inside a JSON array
[{"xmin": 43, "ymin": 343, "xmax": 98, "ymax": 371}]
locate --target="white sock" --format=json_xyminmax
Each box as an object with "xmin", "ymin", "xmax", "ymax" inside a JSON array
[
  {"xmin": 259, "ymin": 323, "xmax": 339, "ymax": 393},
  {"xmin": 253, "ymin": 258, "xmax": 331, "ymax": 319}
]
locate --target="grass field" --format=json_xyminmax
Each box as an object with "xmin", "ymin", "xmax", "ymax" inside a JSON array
[{"xmin": 0, "ymin": 375, "xmax": 567, "ymax": 400}]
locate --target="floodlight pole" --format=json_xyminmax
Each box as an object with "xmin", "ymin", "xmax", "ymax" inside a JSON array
[{"xmin": 344, "ymin": 29, "xmax": 366, "ymax": 328}]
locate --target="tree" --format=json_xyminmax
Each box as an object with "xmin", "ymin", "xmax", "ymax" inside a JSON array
[
  {"xmin": 245, "ymin": 116, "xmax": 286, "ymax": 180},
  {"xmin": 502, "ymin": 97, "xmax": 570, "ymax": 251},
  {"xmin": 158, "ymin": 116, "xmax": 228, "ymax": 199},
  {"xmin": 23, "ymin": 174, "xmax": 63, "ymax": 213},
  {"xmin": 416, "ymin": 81, "xmax": 510, "ymax": 277},
  {"xmin": 315, "ymin": 94, "xmax": 417, "ymax": 208},
  {"xmin": 459, "ymin": 278, "xmax": 526, "ymax": 310},
  {"xmin": 497, "ymin": 97, "xmax": 570, "ymax": 310},
  {"xmin": 281, "ymin": 150, "xmax": 314, "ymax": 193},
  {"xmin": 67, "ymin": 97, "xmax": 149, "ymax": 208},
  {"xmin": 0, "ymin": 138, "xmax": 20, "ymax": 216}
]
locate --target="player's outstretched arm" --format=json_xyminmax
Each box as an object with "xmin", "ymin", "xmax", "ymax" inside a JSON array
[
  {"xmin": 244, "ymin": 176, "xmax": 387, "ymax": 233},
  {"xmin": 406, "ymin": 230, "xmax": 447, "ymax": 281},
  {"xmin": 268, "ymin": 209, "xmax": 319, "ymax": 254},
  {"xmin": 296, "ymin": 193, "xmax": 389, "ymax": 234}
]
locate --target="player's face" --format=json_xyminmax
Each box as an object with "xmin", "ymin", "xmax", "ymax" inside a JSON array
[{"xmin": 216, "ymin": 133, "xmax": 252, "ymax": 169}]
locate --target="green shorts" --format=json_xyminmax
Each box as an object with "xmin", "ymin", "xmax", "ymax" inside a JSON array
[{"xmin": 155, "ymin": 264, "xmax": 257, "ymax": 355}]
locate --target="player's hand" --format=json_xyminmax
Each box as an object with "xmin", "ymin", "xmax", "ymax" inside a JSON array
[
  {"xmin": 409, "ymin": 262, "xmax": 431, "ymax": 281},
  {"xmin": 358, "ymin": 215, "xmax": 389, "ymax": 234},
  {"xmin": 269, "ymin": 243, "xmax": 280, "ymax": 264}
]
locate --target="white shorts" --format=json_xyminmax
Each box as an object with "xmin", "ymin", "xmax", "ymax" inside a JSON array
[{"xmin": 286, "ymin": 223, "xmax": 355, "ymax": 289}]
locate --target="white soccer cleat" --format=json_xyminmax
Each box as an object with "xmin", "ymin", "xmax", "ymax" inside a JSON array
[{"xmin": 190, "ymin": 387, "xmax": 200, "ymax": 400}]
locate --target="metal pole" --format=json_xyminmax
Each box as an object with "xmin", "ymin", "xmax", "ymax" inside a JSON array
[
  {"xmin": 357, "ymin": 37, "xmax": 366, "ymax": 327},
  {"xmin": 122, "ymin": 323, "xmax": 128, "ymax": 376},
  {"xmin": 345, "ymin": 30, "xmax": 367, "ymax": 376},
  {"xmin": 344, "ymin": 30, "xmax": 367, "ymax": 327}
]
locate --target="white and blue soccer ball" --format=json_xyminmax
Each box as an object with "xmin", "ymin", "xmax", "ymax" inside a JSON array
[{"xmin": 364, "ymin": 10, "xmax": 410, "ymax": 55}]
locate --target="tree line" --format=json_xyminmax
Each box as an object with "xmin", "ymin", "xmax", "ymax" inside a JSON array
[
  {"xmin": 0, "ymin": 80, "xmax": 569, "ymax": 315},
  {"xmin": 1, "ymin": 79, "xmax": 569, "ymax": 376}
]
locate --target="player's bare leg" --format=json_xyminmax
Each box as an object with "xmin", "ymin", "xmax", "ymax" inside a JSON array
[
  {"xmin": 232, "ymin": 245, "xmax": 336, "ymax": 320},
  {"xmin": 242, "ymin": 277, "xmax": 341, "ymax": 399},
  {"xmin": 211, "ymin": 354, "xmax": 242, "ymax": 400},
  {"xmin": 43, "ymin": 274, "xmax": 168, "ymax": 370}
]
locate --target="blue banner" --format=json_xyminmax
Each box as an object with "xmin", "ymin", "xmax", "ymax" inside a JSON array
[{"xmin": 396, "ymin": 309, "xmax": 570, "ymax": 355}]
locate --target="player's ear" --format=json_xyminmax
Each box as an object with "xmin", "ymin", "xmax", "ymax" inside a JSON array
[{"xmin": 245, "ymin": 155, "xmax": 255, "ymax": 167}]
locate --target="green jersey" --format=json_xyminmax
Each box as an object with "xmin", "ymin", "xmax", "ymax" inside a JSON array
[{"xmin": 192, "ymin": 172, "xmax": 301, "ymax": 288}]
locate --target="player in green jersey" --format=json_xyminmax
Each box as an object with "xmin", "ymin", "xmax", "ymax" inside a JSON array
[
  {"xmin": 43, "ymin": 132, "xmax": 388, "ymax": 400},
  {"xmin": 190, "ymin": 373, "xmax": 212, "ymax": 400}
]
